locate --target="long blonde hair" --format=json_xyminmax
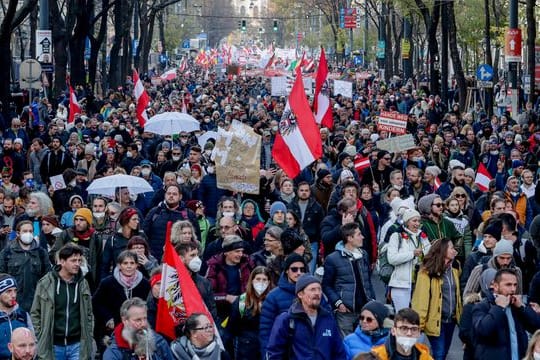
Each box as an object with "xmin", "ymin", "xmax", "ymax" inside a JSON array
[{"xmin": 523, "ymin": 329, "xmax": 540, "ymax": 360}]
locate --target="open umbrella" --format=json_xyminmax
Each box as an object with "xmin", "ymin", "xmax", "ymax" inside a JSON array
[
  {"xmin": 160, "ymin": 69, "xmax": 177, "ymax": 81},
  {"xmin": 86, "ymin": 174, "xmax": 154, "ymax": 197},
  {"xmin": 144, "ymin": 112, "xmax": 200, "ymax": 135}
]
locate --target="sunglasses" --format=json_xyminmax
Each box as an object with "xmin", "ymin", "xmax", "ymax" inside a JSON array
[
  {"xmin": 432, "ymin": 203, "xmax": 443, "ymax": 207},
  {"xmin": 289, "ymin": 266, "xmax": 306, "ymax": 273},
  {"xmin": 193, "ymin": 324, "xmax": 213, "ymax": 332},
  {"xmin": 172, "ymin": 152, "xmax": 182, "ymax": 155},
  {"xmin": 360, "ymin": 315, "xmax": 375, "ymax": 323},
  {"xmin": 455, "ymin": 194, "xmax": 466, "ymax": 198}
]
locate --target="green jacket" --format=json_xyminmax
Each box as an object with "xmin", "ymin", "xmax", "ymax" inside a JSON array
[
  {"xmin": 421, "ymin": 217, "xmax": 462, "ymax": 245},
  {"xmin": 30, "ymin": 266, "xmax": 94, "ymax": 360}
]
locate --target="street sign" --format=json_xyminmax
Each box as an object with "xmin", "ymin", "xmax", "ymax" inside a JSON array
[
  {"xmin": 477, "ymin": 81, "xmax": 493, "ymax": 88},
  {"xmin": 36, "ymin": 30, "xmax": 52, "ymax": 63},
  {"xmin": 504, "ymin": 28, "xmax": 522, "ymax": 63},
  {"xmin": 20, "ymin": 59, "xmax": 42, "ymax": 82},
  {"xmin": 182, "ymin": 40, "xmax": 190, "ymax": 49},
  {"xmin": 524, "ymin": 75, "xmax": 531, "ymax": 94},
  {"xmin": 476, "ymin": 64, "xmax": 494, "ymax": 81},
  {"xmin": 376, "ymin": 41, "xmax": 385, "ymax": 59},
  {"xmin": 20, "ymin": 80, "xmax": 41, "ymax": 90}
]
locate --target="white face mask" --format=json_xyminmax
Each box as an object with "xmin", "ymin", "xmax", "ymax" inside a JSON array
[
  {"xmin": 222, "ymin": 211, "xmax": 235, "ymax": 218},
  {"xmin": 207, "ymin": 166, "xmax": 215, "ymax": 174},
  {"xmin": 253, "ymin": 282, "xmax": 268, "ymax": 295},
  {"xmin": 125, "ymin": 151, "xmax": 133, "ymax": 158},
  {"xmin": 119, "ymin": 125, "xmax": 126, "ymax": 131},
  {"xmin": 533, "ymin": 352, "xmax": 540, "ymax": 360},
  {"xmin": 19, "ymin": 232, "xmax": 34, "ymax": 245},
  {"xmin": 94, "ymin": 212, "xmax": 105, "ymax": 219},
  {"xmin": 172, "ymin": 155, "xmax": 181, "ymax": 162},
  {"xmin": 395, "ymin": 336, "xmax": 417, "ymax": 353},
  {"xmin": 69, "ymin": 180, "xmax": 76, "ymax": 187},
  {"xmin": 177, "ymin": 177, "xmax": 185, "ymax": 185},
  {"xmin": 188, "ymin": 256, "xmax": 202, "ymax": 273},
  {"xmin": 129, "ymin": 193, "xmax": 137, "ymax": 202},
  {"xmin": 272, "ymin": 126, "xmax": 278, "ymax": 132},
  {"xmin": 141, "ymin": 168, "xmax": 151, "ymax": 177}
]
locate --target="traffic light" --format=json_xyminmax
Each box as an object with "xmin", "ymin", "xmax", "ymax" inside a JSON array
[
  {"xmin": 273, "ymin": 20, "xmax": 278, "ymax": 32},
  {"xmin": 238, "ymin": 20, "xmax": 242, "ymax": 30},
  {"xmin": 241, "ymin": 19, "xmax": 247, "ymax": 31}
]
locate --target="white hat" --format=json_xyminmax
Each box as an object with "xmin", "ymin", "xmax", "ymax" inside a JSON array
[{"xmin": 402, "ymin": 209, "xmax": 421, "ymax": 223}]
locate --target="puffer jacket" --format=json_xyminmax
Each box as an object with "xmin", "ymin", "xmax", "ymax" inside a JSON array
[
  {"xmin": 371, "ymin": 337, "xmax": 432, "ymax": 360},
  {"xmin": 387, "ymin": 228, "xmax": 431, "ymax": 289},
  {"xmin": 343, "ymin": 327, "xmax": 388, "ymax": 360},
  {"xmin": 322, "ymin": 243, "xmax": 375, "ymax": 312},
  {"xmin": 30, "ymin": 266, "xmax": 94, "ymax": 360},
  {"xmin": 103, "ymin": 323, "xmax": 173, "ymax": 360},
  {"xmin": 0, "ymin": 306, "xmax": 33, "ymax": 359}
]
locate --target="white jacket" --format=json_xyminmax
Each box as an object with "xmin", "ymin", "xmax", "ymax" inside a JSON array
[{"xmin": 387, "ymin": 227, "xmax": 431, "ymax": 289}]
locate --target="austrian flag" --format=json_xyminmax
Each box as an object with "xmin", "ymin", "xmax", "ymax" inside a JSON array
[
  {"xmin": 313, "ymin": 47, "xmax": 333, "ymax": 129},
  {"xmin": 272, "ymin": 67, "xmax": 322, "ymax": 179},
  {"xmin": 475, "ymin": 163, "xmax": 493, "ymax": 191},
  {"xmin": 68, "ymin": 86, "xmax": 81, "ymax": 123},
  {"xmin": 133, "ymin": 69, "xmax": 149, "ymax": 127},
  {"xmin": 354, "ymin": 155, "xmax": 370, "ymax": 171}
]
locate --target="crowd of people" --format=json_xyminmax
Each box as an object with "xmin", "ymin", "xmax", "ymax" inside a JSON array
[{"xmin": 2, "ymin": 59, "xmax": 540, "ymax": 360}]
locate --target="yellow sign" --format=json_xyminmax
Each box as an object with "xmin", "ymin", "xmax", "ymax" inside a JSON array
[{"xmin": 402, "ymin": 39, "xmax": 411, "ymax": 60}]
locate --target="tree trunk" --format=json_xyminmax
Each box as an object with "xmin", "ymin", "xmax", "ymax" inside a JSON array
[
  {"xmin": 526, "ymin": 0, "xmax": 536, "ymax": 102},
  {"xmin": 88, "ymin": 0, "xmax": 109, "ymax": 91},
  {"xmin": 440, "ymin": 2, "xmax": 449, "ymax": 105},
  {"xmin": 483, "ymin": 0, "xmax": 493, "ymax": 115},
  {"xmin": 50, "ymin": 0, "xmax": 68, "ymax": 95},
  {"xmin": 141, "ymin": 12, "xmax": 156, "ymax": 75},
  {"xmin": 428, "ymin": 1, "xmax": 441, "ymax": 96},
  {"xmin": 448, "ymin": 1, "xmax": 467, "ymax": 112}
]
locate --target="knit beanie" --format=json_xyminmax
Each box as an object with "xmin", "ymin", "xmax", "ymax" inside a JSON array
[
  {"xmin": 74, "ymin": 208, "xmax": 93, "ymax": 225},
  {"xmin": 493, "ymin": 239, "xmax": 514, "ymax": 257},
  {"xmin": 283, "ymin": 253, "xmax": 306, "ymax": 273},
  {"xmin": 281, "ymin": 228, "xmax": 305, "ymax": 255},
  {"xmin": 361, "ymin": 301, "xmax": 390, "ymax": 328},
  {"xmin": 464, "ymin": 168, "xmax": 475, "ymax": 179},
  {"xmin": 270, "ymin": 201, "xmax": 287, "ymax": 218},
  {"xmin": 425, "ymin": 166, "xmax": 441, "ymax": 177},
  {"xmin": 69, "ymin": 195, "xmax": 84, "ymax": 207},
  {"xmin": 402, "ymin": 209, "xmax": 421, "ymax": 224},
  {"xmin": 295, "ymin": 274, "xmax": 320, "ymax": 294},
  {"xmin": 317, "ymin": 168, "xmax": 331, "ymax": 181},
  {"xmin": 222, "ymin": 235, "xmax": 245, "ymax": 252},
  {"xmin": 340, "ymin": 169, "xmax": 354, "ymax": 182},
  {"xmin": 42, "ymin": 215, "xmax": 59, "ymax": 228},
  {"xmin": 0, "ymin": 274, "xmax": 16, "ymax": 296},
  {"xmin": 417, "ymin": 194, "xmax": 440, "ymax": 215},
  {"xmin": 483, "ymin": 221, "xmax": 502, "ymax": 241}
]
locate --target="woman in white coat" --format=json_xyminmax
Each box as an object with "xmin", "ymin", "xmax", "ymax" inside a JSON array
[{"xmin": 387, "ymin": 208, "xmax": 431, "ymax": 312}]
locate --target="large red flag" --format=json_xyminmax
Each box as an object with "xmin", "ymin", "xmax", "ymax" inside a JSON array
[
  {"xmin": 133, "ymin": 69, "xmax": 149, "ymax": 127},
  {"xmin": 156, "ymin": 222, "xmax": 213, "ymax": 340},
  {"xmin": 475, "ymin": 163, "xmax": 493, "ymax": 191},
  {"xmin": 272, "ymin": 67, "xmax": 322, "ymax": 179},
  {"xmin": 68, "ymin": 86, "xmax": 81, "ymax": 123},
  {"xmin": 313, "ymin": 47, "xmax": 333, "ymax": 129}
]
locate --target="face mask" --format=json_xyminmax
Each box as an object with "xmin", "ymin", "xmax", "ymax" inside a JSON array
[
  {"xmin": 188, "ymin": 256, "xmax": 202, "ymax": 273},
  {"xmin": 222, "ymin": 211, "xmax": 235, "ymax": 218},
  {"xmin": 180, "ymin": 139, "xmax": 188, "ymax": 145},
  {"xmin": 253, "ymin": 282, "xmax": 269, "ymax": 295},
  {"xmin": 58, "ymin": 126, "xmax": 64, "ymax": 131},
  {"xmin": 119, "ymin": 125, "xmax": 126, "ymax": 131},
  {"xmin": 172, "ymin": 155, "xmax": 181, "ymax": 162},
  {"xmin": 129, "ymin": 193, "xmax": 137, "ymax": 202},
  {"xmin": 395, "ymin": 336, "xmax": 417, "ymax": 353},
  {"xmin": 533, "ymin": 352, "xmax": 540, "ymax": 360},
  {"xmin": 207, "ymin": 166, "xmax": 215, "ymax": 174},
  {"xmin": 122, "ymin": 115, "xmax": 129, "ymax": 119},
  {"xmin": 204, "ymin": 150, "xmax": 212, "ymax": 157},
  {"xmin": 204, "ymin": 118, "xmax": 211, "ymax": 123},
  {"xmin": 506, "ymin": 140, "xmax": 513, "ymax": 145},
  {"xmin": 126, "ymin": 151, "xmax": 133, "ymax": 158},
  {"xmin": 141, "ymin": 168, "xmax": 151, "ymax": 176},
  {"xmin": 272, "ymin": 126, "xmax": 278, "ymax": 132},
  {"xmin": 137, "ymin": 145, "xmax": 142, "ymax": 152},
  {"xmin": 177, "ymin": 177, "xmax": 185, "ymax": 185},
  {"xmin": 94, "ymin": 212, "xmax": 105, "ymax": 219},
  {"xmin": 69, "ymin": 180, "xmax": 76, "ymax": 187},
  {"xmin": 19, "ymin": 233, "xmax": 34, "ymax": 245}
]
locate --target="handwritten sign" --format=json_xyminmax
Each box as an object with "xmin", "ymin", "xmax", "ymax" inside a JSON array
[
  {"xmin": 377, "ymin": 111, "xmax": 408, "ymax": 135},
  {"xmin": 333, "ymin": 80, "xmax": 353, "ymax": 98},
  {"xmin": 376, "ymin": 134, "xmax": 417, "ymax": 153}
]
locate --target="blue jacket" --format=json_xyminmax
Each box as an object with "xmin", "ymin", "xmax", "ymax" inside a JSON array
[
  {"xmin": 195, "ymin": 174, "xmax": 230, "ymax": 219},
  {"xmin": 259, "ymin": 273, "xmax": 297, "ymax": 355},
  {"xmin": 0, "ymin": 307, "xmax": 32, "ymax": 358},
  {"xmin": 103, "ymin": 324, "xmax": 172, "ymax": 360},
  {"xmin": 266, "ymin": 301, "xmax": 346, "ymax": 360},
  {"xmin": 343, "ymin": 327, "xmax": 388, "ymax": 360},
  {"xmin": 322, "ymin": 244, "xmax": 375, "ymax": 312}
]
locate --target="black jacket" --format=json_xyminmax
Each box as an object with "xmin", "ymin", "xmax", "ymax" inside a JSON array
[{"xmin": 287, "ymin": 197, "xmax": 325, "ymax": 244}]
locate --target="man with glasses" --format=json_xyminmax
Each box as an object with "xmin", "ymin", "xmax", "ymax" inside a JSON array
[
  {"xmin": 266, "ymin": 274, "xmax": 346, "ymax": 359},
  {"xmin": 418, "ymin": 193, "xmax": 461, "ymax": 245},
  {"xmin": 372, "ymin": 308, "xmax": 432, "ymax": 359},
  {"xmin": 161, "ymin": 145, "xmax": 184, "ymax": 174},
  {"xmin": 361, "ymin": 150, "xmax": 394, "ymax": 191},
  {"xmin": 436, "ymin": 163, "xmax": 473, "ymax": 200},
  {"xmin": 322, "ymin": 223, "xmax": 375, "ymax": 337}
]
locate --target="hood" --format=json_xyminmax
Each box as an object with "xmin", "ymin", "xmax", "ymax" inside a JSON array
[{"xmin": 277, "ymin": 273, "xmax": 296, "ymax": 294}]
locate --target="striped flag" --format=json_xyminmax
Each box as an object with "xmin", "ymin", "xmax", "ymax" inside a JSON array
[
  {"xmin": 475, "ymin": 163, "xmax": 493, "ymax": 191},
  {"xmin": 354, "ymin": 155, "xmax": 370, "ymax": 171},
  {"xmin": 313, "ymin": 47, "xmax": 333, "ymax": 129},
  {"xmin": 434, "ymin": 177, "xmax": 442, "ymax": 190},
  {"xmin": 68, "ymin": 86, "xmax": 81, "ymax": 123},
  {"xmin": 133, "ymin": 69, "xmax": 149, "ymax": 127}
]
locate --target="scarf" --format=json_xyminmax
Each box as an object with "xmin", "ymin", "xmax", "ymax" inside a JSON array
[
  {"xmin": 184, "ymin": 337, "xmax": 221, "ymax": 360},
  {"xmin": 113, "ymin": 266, "xmax": 143, "ymax": 291},
  {"xmin": 74, "ymin": 227, "xmax": 95, "ymax": 241}
]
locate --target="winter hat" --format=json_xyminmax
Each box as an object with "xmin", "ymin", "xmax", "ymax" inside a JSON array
[
  {"xmin": 150, "ymin": 273, "xmax": 162, "ymax": 288},
  {"xmin": 186, "ymin": 200, "xmax": 203, "ymax": 213},
  {"xmin": 84, "ymin": 144, "xmax": 95, "ymax": 155},
  {"xmin": 42, "ymin": 215, "xmax": 60, "ymax": 228},
  {"xmin": 493, "ymin": 239, "xmax": 514, "ymax": 257},
  {"xmin": 402, "ymin": 209, "xmax": 421, "ymax": 224},
  {"xmin": 119, "ymin": 207, "xmax": 138, "ymax": 227},
  {"xmin": 361, "ymin": 301, "xmax": 389, "ymax": 328},
  {"xmin": 425, "ymin": 166, "xmax": 441, "ymax": 177},
  {"xmin": 512, "ymin": 160, "xmax": 524, "ymax": 169},
  {"xmin": 343, "ymin": 145, "xmax": 357, "ymax": 157},
  {"xmin": 222, "ymin": 235, "xmax": 245, "ymax": 252},
  {"xmin": 390, "ymin": 198, "xmax": 403, "ymax": 216},
  {"xmin": 295, "ymin": 274, "xmax": 321, "ymax": 294},
  {"xmin": 449, "ymin": 159, "xmax": 465, "ymax": 170},
  {"xmin": 483, "ymin": 221, "xmax": 502, "ymax": 241},
  {"xmin": 417, "ymin": 194, "xmax": 440, "ymax": 215},
  {"xmin": 74, "ymin": 208, "xmax": 92, "ymax": 225},
  {"xmin": 69, "ymin": 195, "xmax": 84, "ymax": 207},
  {"xmin": 270, "ymin": 201, "xmax": 287, "ymax": 218},
  {"xmin": 479, "ymin": 268, "xmax": 497, "ymax": 297},
  {"xmin": 340, "ymin": 169, "xmax": 354, "ymax": 182},
  {"xmin": 281, "ymin": 228, "xmax": 305, "ymax": 255},
  {"xmin": 0, "ymin": 274, "xmax": 17, "ymax": 295},
  {"xmin": 338, "ymin": 152, "xmax": 352, "ymax": 164},
  {"xmin": 464, "ymin": 168, "xmax": 475, "ymax": 178},
  {"xmin": 283, "ymin": 253, "xmax": 307, "ymax": 273},
  {"xmin": 317, "ymin": 168, "xmax": 331, "ymax": 180}
]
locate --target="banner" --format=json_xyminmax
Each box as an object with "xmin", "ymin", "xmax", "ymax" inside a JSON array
[
  {"xmin": 377, "ymin": 111, "xmax": 408, "ymax": 135},
  {"xmin": 214, "ymin": 120, "xmax": 261, "ymax": 194},
  {"xmin": 376, "ymin": 134, "xmax": 417, "ymax": 153},
  {"xmin": 333, "ymin": 80, "xmax": 353, "ymax": 98}
]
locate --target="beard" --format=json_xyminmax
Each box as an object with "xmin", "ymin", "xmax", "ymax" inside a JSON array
[
  {"xmin": 454, "ymin": 179, "xmax": 465, "ymax": 187},
  {"xmin": 121, "ymin": 326, "xmax": 156, "ymax": 357}
]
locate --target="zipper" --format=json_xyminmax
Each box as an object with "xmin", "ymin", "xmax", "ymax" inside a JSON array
[
  {"xmin": 349, "ymin": 259, "xmax": 356, "ymax": 312},
  {"xmin": 65, "ymin": 281, "xmax": 70, "ymax": 342}
]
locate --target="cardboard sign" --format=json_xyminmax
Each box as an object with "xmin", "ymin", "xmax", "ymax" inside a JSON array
[
  {"xmin": 333, "ymin": 80, "xmax": 353, "ymax": 98},
  {"xmin": 376, "ymin": 134, "xmax": 417, "ymax": 153},
  {"xmin": 377, "ymin": 111, "xmax": 408, "ymax": 135},
  {"xmin": 50, "ymin": 175, "xmax": 66, "ymax": 190}
]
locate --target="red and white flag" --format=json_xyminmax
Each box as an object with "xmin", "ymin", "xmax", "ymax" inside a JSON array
[
  {"xmin": 133, "ymin": 69, "xmax": 149, "ymax": 127},
  {"xmin": 354, "ymin": 155, "xmax": 370, "ymax": 171},
  {"xmin": 68, "ymin": 86, "xmax": 81, "ymax": 123},
  {"xmin": 156, "ymin": 222, "xmax": 214, "ymax": 340},
  {"xmin": 475, "ymin": 163, "xmax": 493, "ymax": 191},
  {"xmin": 434, "ymin": 177, "xmax": 442, "ymax": 190},
  {"xmin": 313, "ymin": 47, "xmax": 333, "ymax": 129},
  {"xmin": 272, "ymin": 67, "xmax": 322, "ymax": 179}
]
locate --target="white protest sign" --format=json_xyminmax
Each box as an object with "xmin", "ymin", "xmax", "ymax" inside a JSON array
[
  {"xmin": 377, "ymin": 111, "xmax": 408, "ymax": 135},
  {"xmin": 271, "ymin": 76, "xmax": 289, "ymax": 96},
  {"xmin": 333, "ymin": 80, "xmax": 353, "ymax": 98},
  {"xmin": 376, "ymin": 134, "xmax": 417, "ymax": 153},
  {"xmin": 50, "ymin": 175, "xmax": 66, "ymax": 190}
]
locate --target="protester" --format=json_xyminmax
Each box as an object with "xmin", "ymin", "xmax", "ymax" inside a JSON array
[{"xmin": 7, "ymin": 327, "xmax": 36, "ymax": 360}]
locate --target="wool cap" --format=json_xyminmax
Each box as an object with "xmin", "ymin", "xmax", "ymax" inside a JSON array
[
  {"xmin": 74, "ymin": 208, "xmax": 92, "ymax": 225},
  {"xmin": 417, "ymin": 194, "xmax": 440, "ymax": 215},
  {"xmin": 361, "ymin": 301, "xmax": 389, "ymax": 328},
  {"xmin": 270, "ymin": 201, "xmax": 287, "ymax": 218},
  {"xmin": 402, "ymin": 209, "xmax": 421, "ymax": 224},
  {"xmin": 493, "ymin": 239, "xmax": 514, "ymax": 257},
  {"xmin": 295, "ymin": 274, "xmax": 321, "ymax": 294},
  {"xmin": 222, "ymin": 235, "xmax": 245, "ymax": 252}
]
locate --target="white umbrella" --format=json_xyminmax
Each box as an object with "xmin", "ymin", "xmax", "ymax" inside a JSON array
[
  {"xmin": 86, "ymin": 174, "xmax": 154, "ymax": 197},
  {"xmin": 144, "ymin": 112, "xmax": 200, "ymax": 135}
]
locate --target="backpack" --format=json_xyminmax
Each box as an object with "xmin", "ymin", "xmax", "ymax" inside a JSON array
[{"xmin": 377, "ymin": 233, "xmax": 403, "ymax": 284}]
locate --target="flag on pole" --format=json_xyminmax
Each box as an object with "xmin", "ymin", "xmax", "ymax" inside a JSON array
[
  {"xmin": 133, "ymin": 69, "xmax": 149, "ymax": 127},
  {"xmin": 272, "ymin": 67, "xmax": 322, "ymax": 179},
  {"xmin": 156, "ymin": 222, "xmax": 214, "ymax": 340},
  {"xmin": 68, "ymin": 86, "xmax": 81, "ymax": 123},
  {"xmin": 475, "ymin": 163, "xmax": 493, "ymax": 191},
  {"xmin": 354, "ymin": 155, "xmax": 370, "ymax": 171},
  {"xmin": 434, "ymin": 177, "xmax": 442, "ymax": 190},
  {"xmin": 313, "ymin": 47, "xmax": 333, "ymax": 129}
]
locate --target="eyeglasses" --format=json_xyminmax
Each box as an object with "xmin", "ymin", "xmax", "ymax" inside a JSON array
[
  {"xmin": 289, "ymin": 266, "xmax": 306, "ymax": 273},
  {"xmin": 193, "ymin": 324, "xmax": 213, "ymax": 332},
  {"xmin": 432, "ymin": 203, "xmax": 443, "ymax": 207},
  {"xmin": 172, "ymin": 152, "xmax": 182, "ymax": 155},
  {"xmin": 264, "ymin": 237, "xmax": 278, "ymax": 242},
  {"xmin": 383, "ymin": 157, "xmax": 392, "ymax": 160},
  {"xmin": 395, "ymin": 325, "xmax": 420, "ymax": 335},
  {"xmin": 180, "ymin": 135, "xmax": 189, "ymax": 138},
  {"xmin": 219, "ymin": 225, "xmax": 233, "ymax": 231},
  {"xmin": 360, "ymin": 315, "xmax": 375, "ymax": 323},
  {"xmin": 455, "ymin": 194, "xmax": 466, "ymax": 198}
]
